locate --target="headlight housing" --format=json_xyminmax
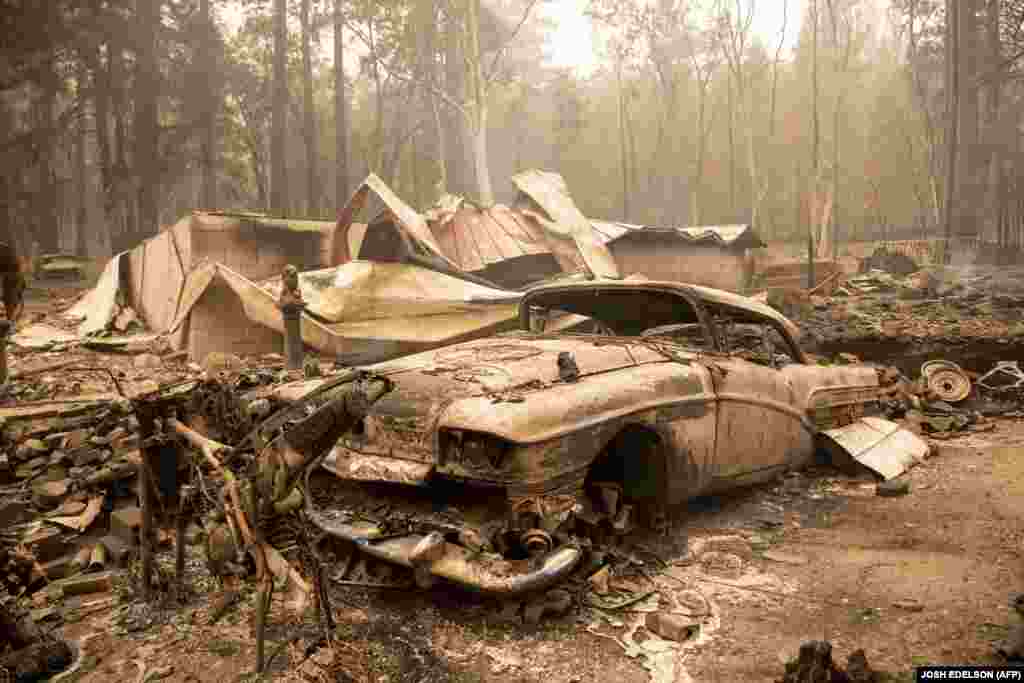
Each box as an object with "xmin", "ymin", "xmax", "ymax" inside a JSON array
[{"xmin": 439, "ymin": 429, "xmax": 512, "ymax": 473}]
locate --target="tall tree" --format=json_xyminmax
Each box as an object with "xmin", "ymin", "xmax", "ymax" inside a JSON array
[
  {"xmin": 942, "ymin": 0, "xmax": 959, "ymax": 246},
  {"xmin": 75, "ymin": 60, "xmax": 90, "ymax": 257},
  {"xmin": 135, "ymin": 0, "xmax": 161, "ymax": 238},
  {"xmin": 200, "ymin": 0, "xmax": 218, "ymax": 209},
  {"xmin": 334, "ymin": 0, "xmax": 349, "ymax": 204},
  {"xmin": 718, "ymin": 0, "xmax": 761, "ymax": 224},
  {"xmin": 809, "ymin": 0, "xmax": 821, "ymax": 285},
  {"xmin": 954, "ymin": 0, "xmax": 981, "ymax": 239},
  {"xmin": 271, "ymin": 0, "xmax": 289, "ymax": 215},
  {"xmin": 34, "ymin": 57, "xmax": 61, "ymax": 254},
  {"xmin": 442, "ymin": 6, "xmax": 474, "ymax": 197},
  {"xmin": 300, "ymin": 0, "xmax": 319, "ymax": 215}
]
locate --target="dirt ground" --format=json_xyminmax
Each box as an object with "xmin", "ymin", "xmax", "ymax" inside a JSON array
[{"xmin": 46, "ymin": 420, "xmax": 1023, "ymax": 683}]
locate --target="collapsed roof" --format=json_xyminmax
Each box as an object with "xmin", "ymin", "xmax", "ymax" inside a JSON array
[
  {"xmin": 589, "ymin": 222, "xmax": 765, "ymax": 250},
  {"xmin": 66, "ymin": 176, "xmax": 531, "ymax": 363},
  {"xmin": 64, "ymin": 172, "xmax": 765, "ymax": 364},
  {"xmin": 422, "ymin": 171, "xmax": 763, "ymax": 290}
]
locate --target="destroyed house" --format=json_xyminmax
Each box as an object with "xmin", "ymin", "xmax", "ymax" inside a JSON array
[
  {"xmin": 591, "ymin": 222, "xmax": 765, "ymax": 293},
  {"xmin": 70, "ymin": 177, "xmax": 524, "ymax": 364},
  {"xmin": 422, "ymin": 169, "xmax": 622, "ymax": 289},
  {"xmin": 79, "ymin": 211, "xmax": 335, "ymax": 340}
]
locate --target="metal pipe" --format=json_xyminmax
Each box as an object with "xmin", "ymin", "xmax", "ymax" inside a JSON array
[{"xmin": 306, "ymin": 510, "xmax": 583, "ymax": 597}]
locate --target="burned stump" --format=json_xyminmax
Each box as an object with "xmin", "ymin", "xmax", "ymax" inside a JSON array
[{"xmin": 780, "ymin": 641, "xmax": 881, "ymax": 683}]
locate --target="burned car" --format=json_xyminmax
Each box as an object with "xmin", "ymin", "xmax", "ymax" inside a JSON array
[{"xmin": 306, "ymin": 280, "xmax": 926, "ymax": 596}]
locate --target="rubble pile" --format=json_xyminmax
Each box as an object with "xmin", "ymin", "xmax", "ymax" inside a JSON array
[
  {"xmin": 0, "ymin": 363, "xmax": 295, "ymax": 595},
  {"xmin": 799, "ymin": 266, "xmax": 1024, "ymax": 346}
]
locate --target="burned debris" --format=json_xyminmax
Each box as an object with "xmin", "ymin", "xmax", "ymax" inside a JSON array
[{"xmin": 3, "ymin": 173, "xmax": 1023, "ymax": 681}]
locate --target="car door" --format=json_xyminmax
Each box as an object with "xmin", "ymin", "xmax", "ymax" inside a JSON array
[{"xmin": 708, "ymin": 319, "xmax": 809, "ymax": 488}]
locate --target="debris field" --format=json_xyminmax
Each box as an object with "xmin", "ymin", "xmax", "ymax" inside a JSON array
[{"xmin": 3, "ymin": 243, "xmax": 1024, "ymax": 683}]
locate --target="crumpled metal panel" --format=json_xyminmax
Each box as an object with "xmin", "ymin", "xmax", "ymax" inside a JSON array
[
  {"xmin": 260, "ymin": 261, "xmax": 520, "ymax": 324},
  {"xmin": 820, "ymin": 416, "xmax": 930, "ymax": 480},
  {"xmin": 323, "ymin": 449, "xmax": 433, "ymax": 486},
  {"xmin": 337, "ymin": 174, "xmax": 455, "ymax": 268},
  {"xmin": 511, "ymin": 170, "xmax": 621, "ymax": 280},
  {"xmin": 589, "ymin": 221, "xmax": 765, "ymax": 250},
  {"xmin": 428, "ymin": 203, "xmax": 552, "ymax": 273},
  {"xmin": 64, "ymin": 251, "xmax": 128, "ymax": 336}
]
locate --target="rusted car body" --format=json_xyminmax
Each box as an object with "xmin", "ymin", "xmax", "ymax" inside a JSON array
[{"xmin": 308, "ymin": 280, "xmax": 906, "ymax": 596}]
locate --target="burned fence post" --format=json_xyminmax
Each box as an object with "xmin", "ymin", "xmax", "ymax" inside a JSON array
[
  {"xmin": 279, "ymin": 264, "xmax": 306, "ymax": 371},
  {"xmin": 168, "ymin": 433, "xmax": 188, "ymax": 597},
  {"xmin": 136, "ymin": 405, "xmax": 157, "ymax": 600},
  {"xmin": 135, "ymin": 399, "xmax": 182, "ymax": 600}
]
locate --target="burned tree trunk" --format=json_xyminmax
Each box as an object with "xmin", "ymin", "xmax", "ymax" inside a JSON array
[
  {"xmin": 779, "ymin": 641, "xmax": 880, "ymax": 683},
  {"xmin": 135, "ymin": 0, "xmax": 161, "ymax": 240},
  {"xmin": 271, "ymin": 0, "xmax": 289, "ymax": 216},
  {"xmin": 300, "ymin": 0, "xmax": 318, "ymax": 215}
]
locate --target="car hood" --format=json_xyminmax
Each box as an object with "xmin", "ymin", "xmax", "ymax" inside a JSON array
[{"xmin": 342, "ymin": 334, "xmax": 682, "ymax": 460}]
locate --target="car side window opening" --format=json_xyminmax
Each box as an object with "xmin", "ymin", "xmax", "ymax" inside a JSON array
[{"xmin": 718, "ymin": 317, "xmax": 799, "ymax": 368}]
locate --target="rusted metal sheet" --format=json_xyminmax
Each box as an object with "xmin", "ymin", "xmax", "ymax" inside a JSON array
[
  {"xmin": 511, "ymin": 170, "xmax": 621, "ymax": 280},
  {"xmin": 337, "ymin": 174, "xmax": 454, "ymax": 268},
  {"xmin": 820, "ymin": 417, "xmax": 930, "ymax": 480},
  {"xmin": 260, "ymin": 261, "xmax": 519, "ymax": 324},
  {"xmin": 427, "ymin": 202, "xmax": 552, "ymax": 273},
  {"xmin": 608, "ymin": 241, "xmax": 750, "ymax": 293},
  {"xmin": 589, "ymin": 221, "xmax": 765, "ymax": 250},
  {"xmin": 166, "ymin": 260, "xmax": 523, "ymax": 361},
  {"xmin": 64, "ymin": 251, "xmax": 128, "ymax": 336},
  {"xmin": 323, "ymin": 449, "xmax": 433, "ymax": 486}
]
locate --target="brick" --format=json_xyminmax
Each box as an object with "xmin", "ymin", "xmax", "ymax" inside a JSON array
[
  {"xmin": 110, "ymin": 506, "xmax": 143, "ymax": 546},
  {"xmin": 646, "ymin": 612, "xmax": 700, "ymax": 642}
]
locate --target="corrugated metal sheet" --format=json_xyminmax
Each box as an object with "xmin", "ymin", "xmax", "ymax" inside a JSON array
[
  {"xmin": 428, "ymin": 204, "xmax": 551, "ymax": 272},
  {"xmin": 511, "ymin": 170, "xmax": 621, "ymax": 279},
  {"xmin": 336, "ymin": 174, "xmax": 456, "ymax": 269},
  {"xmin": 820, "ymin": 417, "xmax": 930, "ymax": 480},
  {"xmin": 589, "ymin": 221, "xmax": 764, "ymax": 249}
]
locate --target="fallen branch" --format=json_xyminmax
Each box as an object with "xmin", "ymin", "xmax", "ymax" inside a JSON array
[{"xmin": 167, "ymin": 418, "xmax": 228, "ymax": 473}]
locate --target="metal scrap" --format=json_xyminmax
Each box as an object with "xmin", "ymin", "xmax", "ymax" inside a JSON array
[
  {"xmin": 921, "ymin": 360, "xmax": 971, "ymax": 403},
  {"xmin": 978, "ymin": 361, "xmax": 1024, "ymax": 391}
]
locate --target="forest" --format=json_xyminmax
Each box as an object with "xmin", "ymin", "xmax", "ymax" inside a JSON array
[{"xmin": 2, "ymin": 0, "xmax": 1022, "ymax": 259}]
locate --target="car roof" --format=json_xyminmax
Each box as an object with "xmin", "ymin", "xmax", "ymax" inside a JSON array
[{"xmin": 522, "ymin": 278, "xmax": 803, "ymax": 341}]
